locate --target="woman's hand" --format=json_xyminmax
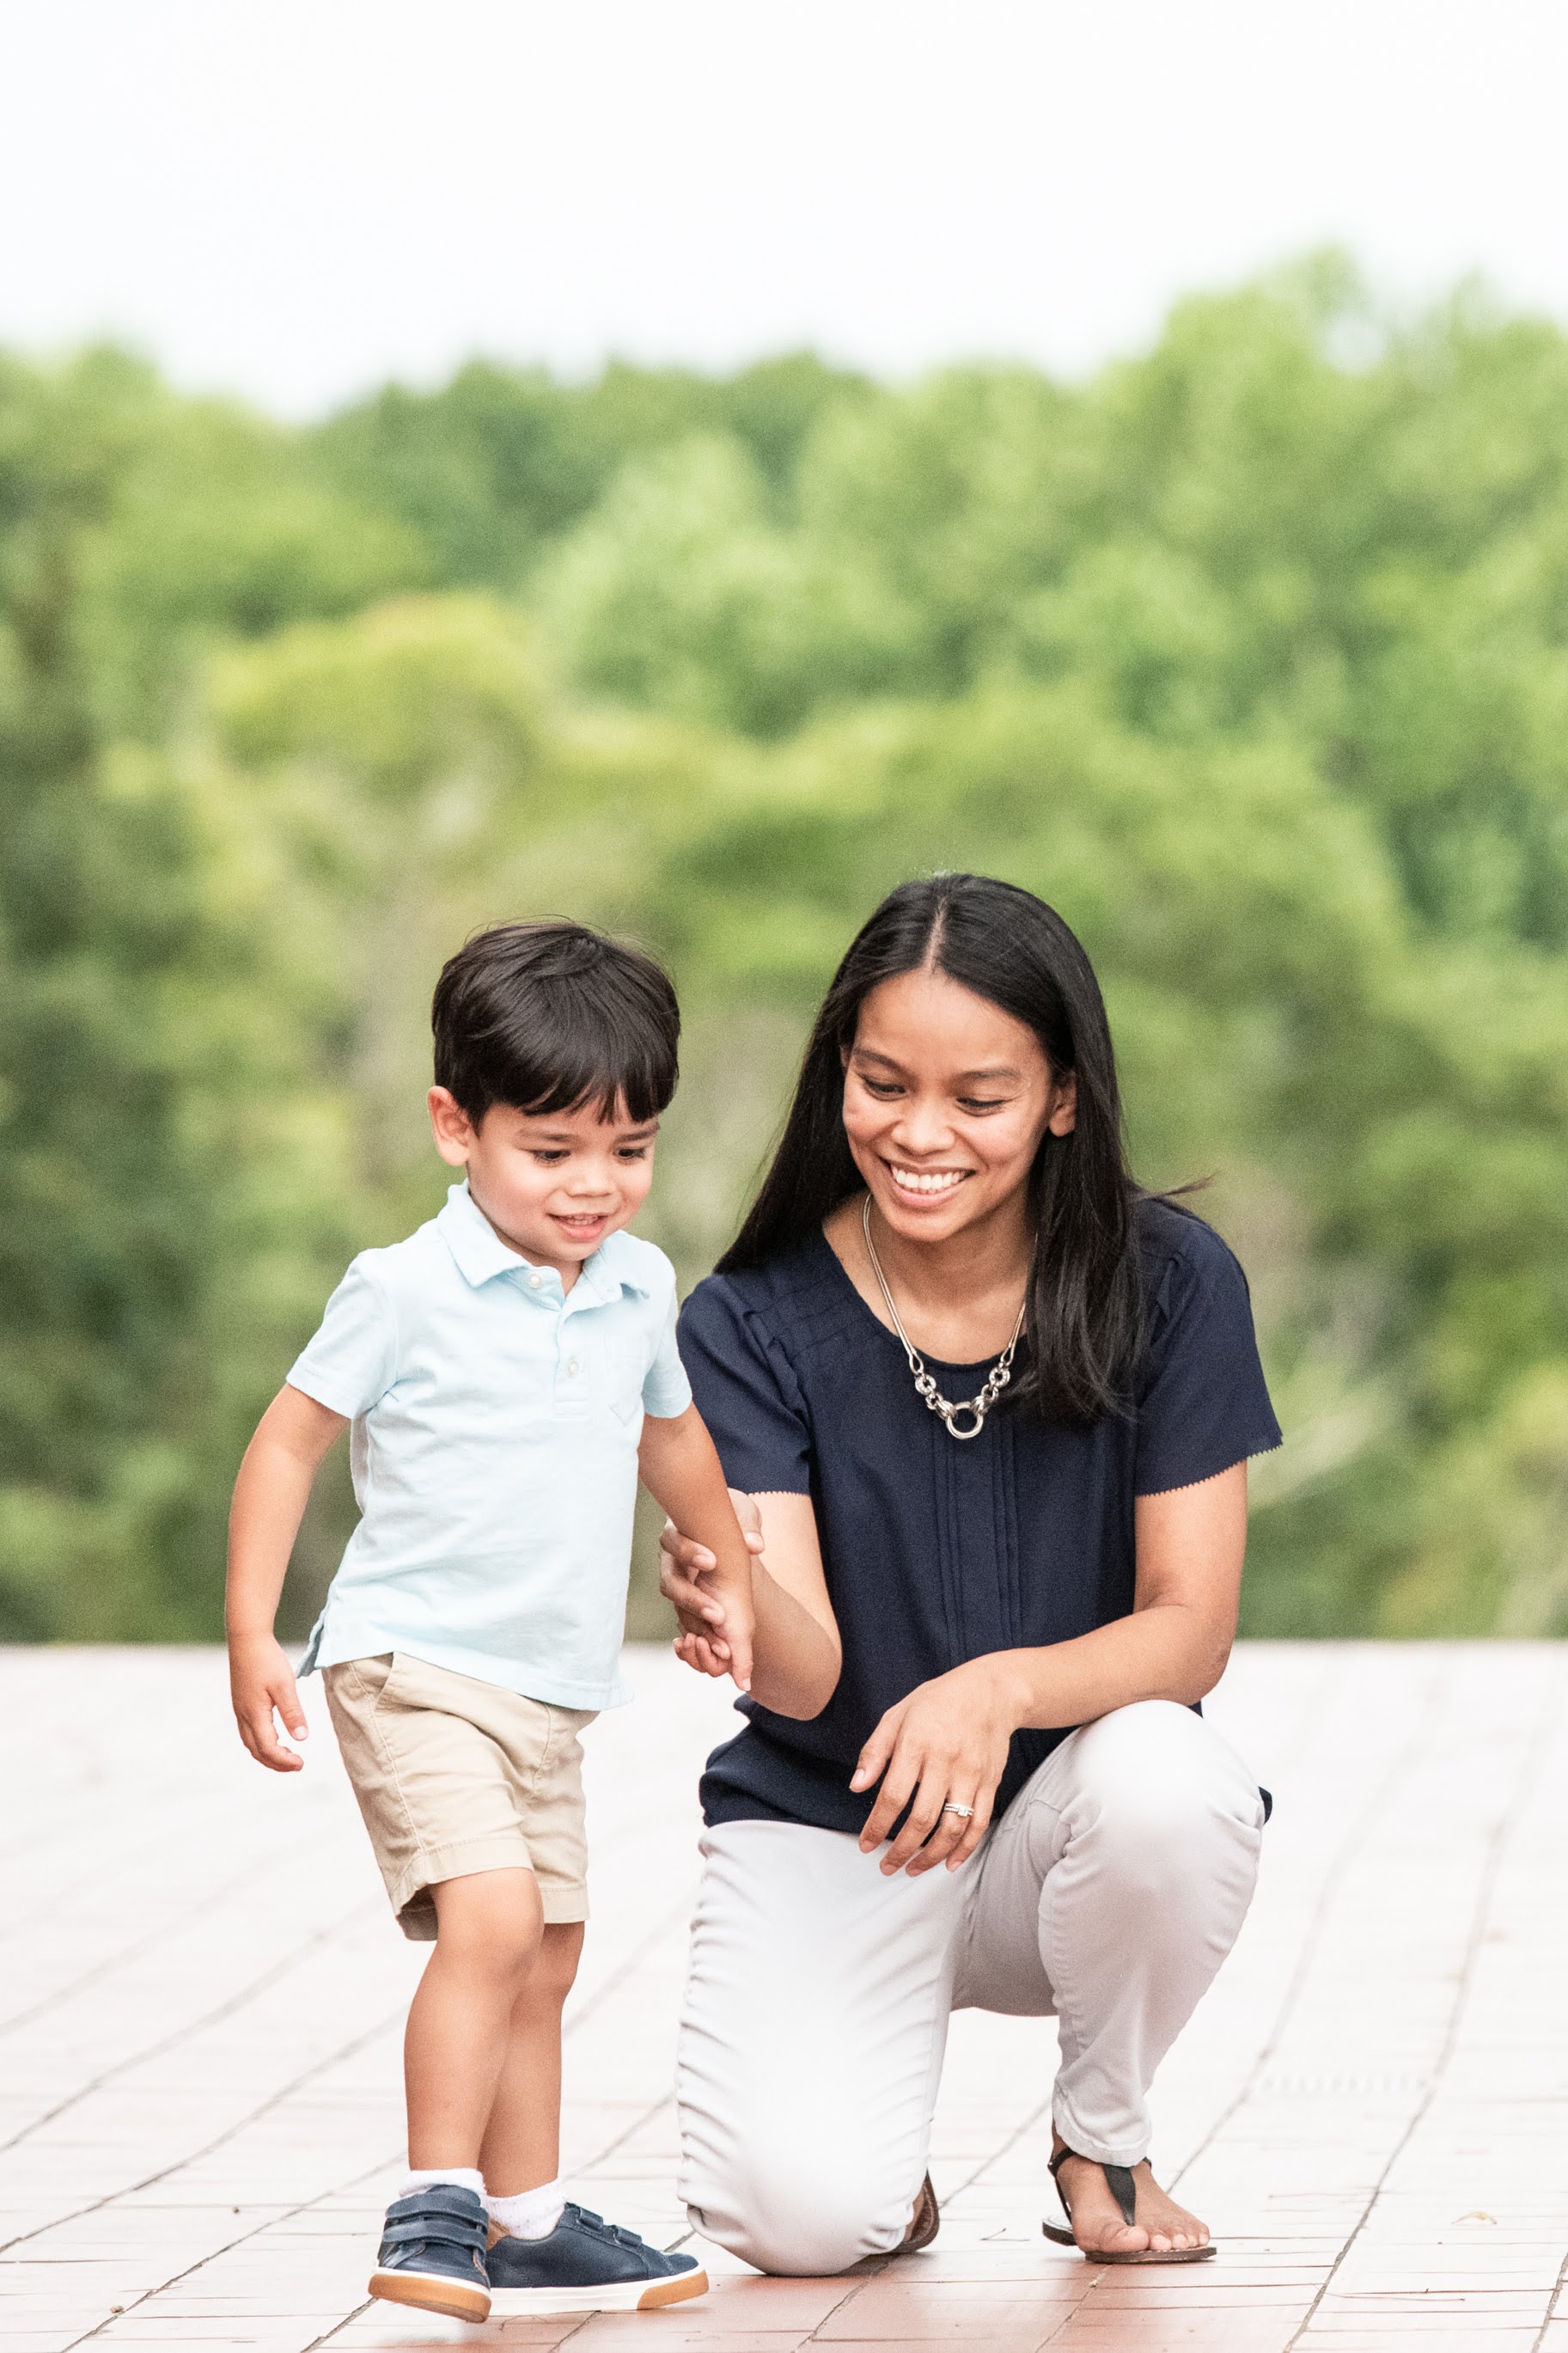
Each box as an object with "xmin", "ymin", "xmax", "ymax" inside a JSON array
[
  {"xmin": 851, "ymin": 1657, "xmax": 1028, "ymax": 1876},
  {"xmin": 659, "ymin": 1491, "xmax": 766, "ymax": 1679}
]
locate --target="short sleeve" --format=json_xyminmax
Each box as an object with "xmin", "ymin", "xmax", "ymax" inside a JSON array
[
  {"xmin": 1133, "ymin": 1219, "xmax": 1282, "ymax": 1497},
  {"xmin": 287, "ymin": 1258, "xmax": 399, "ymax": 1419},
  {"xmin": 642, "ymin": 1281, "xmax": 694, "ymax": 1418},
  {"xmin": 678, "ymin": 1274, "xmax": 813, "ymax": 1495}
]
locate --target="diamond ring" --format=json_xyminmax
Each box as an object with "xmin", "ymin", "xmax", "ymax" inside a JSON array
[{"xmin": 942, "ymin": 1801, "xmax": 975, "ymax": 1820}]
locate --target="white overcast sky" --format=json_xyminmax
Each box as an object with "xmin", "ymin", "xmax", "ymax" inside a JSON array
[{"xmin": 4, "ymin": 0, "xmax": 1566, "ymax": 417}]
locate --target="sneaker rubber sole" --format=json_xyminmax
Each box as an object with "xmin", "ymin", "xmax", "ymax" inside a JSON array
[
  {"xmin": 487, "ymin": 2264, "xmax": 708, "ymax": 2316},
  {"xmin": 368, "ymin": 2266, "xmax": 491, "ymax": 2324}
]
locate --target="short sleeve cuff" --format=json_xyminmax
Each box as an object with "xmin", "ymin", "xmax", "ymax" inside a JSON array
[
  {"xmin": 284, "ymin": 1364, "xmax": 363, "ymax": 1420},
  {"xmin": 1134, "ymin": 1427, "xmax": 1282, "ymax": 1499},
  {"xmin": 642, "ymin": 1363, "xmax": 693, "ymax": 1419}
]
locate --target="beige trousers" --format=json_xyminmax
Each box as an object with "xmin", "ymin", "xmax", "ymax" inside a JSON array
[{"xmin": 676, "ymin": 1699, "xmax": 1264, "ymax": 2276}]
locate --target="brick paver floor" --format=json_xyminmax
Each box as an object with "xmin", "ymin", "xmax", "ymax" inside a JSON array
[{"xmin": 4, "ymin": 1642, "xmax": 1567, "ymax": 2351}]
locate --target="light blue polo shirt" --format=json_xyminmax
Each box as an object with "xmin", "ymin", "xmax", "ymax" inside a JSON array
[{"xmin": 289, "ymin": 1181, "xmax": 692, "ymax": 1710}]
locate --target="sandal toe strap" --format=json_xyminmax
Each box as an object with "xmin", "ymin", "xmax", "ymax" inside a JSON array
[{"xmin": 1049, "ymin": 2146, "xmax": 1140, "ymax": 2230}]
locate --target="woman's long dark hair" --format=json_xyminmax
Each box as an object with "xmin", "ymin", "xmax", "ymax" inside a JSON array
[{"xmin": 718, "ymin": 873, "xmax": 1146, "ymax": 1424}]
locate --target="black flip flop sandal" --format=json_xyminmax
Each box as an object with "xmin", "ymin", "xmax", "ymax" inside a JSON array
[{"xmin": 1042, "ymin": 2145, "xmax": 1217, "ymax": 2265}]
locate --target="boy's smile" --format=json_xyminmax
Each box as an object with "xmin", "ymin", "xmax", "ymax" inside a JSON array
[{"xmin": 427, "ymin": 1090, "xmax": 659, "ymax": 1287}]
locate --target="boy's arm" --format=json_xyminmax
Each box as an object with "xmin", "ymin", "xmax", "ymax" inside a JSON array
[
  {"xmin": 227, "ymin": 1384, "xmax": 347, "ymax": 1771},
  {"xmin": 637, "ymin": 1406, "xmax": 756, "ymax": 1692}
]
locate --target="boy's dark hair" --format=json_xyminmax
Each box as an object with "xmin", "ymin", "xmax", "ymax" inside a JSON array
[{"xmin": 432, "ymin": 920, "xmax": 680, "ymax": 1126}]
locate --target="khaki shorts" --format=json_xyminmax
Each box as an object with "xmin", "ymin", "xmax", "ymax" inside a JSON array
[{"xmin": 323, "ymin": 1652, "xmax": 595, "ymax": 1940}]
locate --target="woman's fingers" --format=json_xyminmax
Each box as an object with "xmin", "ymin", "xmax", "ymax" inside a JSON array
[
  {"xmin": 660, "ymin": 1562, "xmax": 727, "ymax": 1624},
  {"xmin": 726, "ymin": 1488, "xmax": 766, "ymax": 1546},
  {"xmin": 851, "ymin": 1701, "xmax": 919, "ymax": 1849},
  {"xmin": 659, "ymin": 1519, "xmax": 717, "ymax": 1576},
  {"xmin": 858, "ymin": 1770, "xmax": 917, "ymax": 1854},
  {"xmin": 944, "ymin": 1795, "xmax": 994, "ymax": 1871},
  {"xmin": 907, "ymin": 1787, "xmax": 982, "ymax": 1874},
  {"xmin": 850, "ymin": 1702, "xmax": 905, "ymax": 1801},
  {"xmin": 878, "ymin": 1772, "xmax": 950, "ymax": 1874}
]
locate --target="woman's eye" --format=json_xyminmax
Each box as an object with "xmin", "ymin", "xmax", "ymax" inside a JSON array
[
  {"xmin": 958, "ymin": 1098, "xmax": 1008, "ymax": 1115},
  {"xmin": 860, "ymin": 1077, "xmax": 902, "ymax": 1098}
]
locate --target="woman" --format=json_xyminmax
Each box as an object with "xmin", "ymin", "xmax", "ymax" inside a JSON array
[{"xmin": 659, "ymin": 873, "xmax": 1280, "ymax": 2275}]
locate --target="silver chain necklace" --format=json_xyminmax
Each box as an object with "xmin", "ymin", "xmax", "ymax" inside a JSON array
[{"xmin": 861, "ymin": 1196, "xmax": 1027, "ymax": 1442}]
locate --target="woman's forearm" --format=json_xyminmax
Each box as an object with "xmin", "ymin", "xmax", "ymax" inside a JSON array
[
  {"xmin": 987, "ymin": 1601, "xmax": 1232, "ymax": 1734},
  {"xmin": 747, "ymin": 1559, "xmax": 841, "ymax": 1720}
]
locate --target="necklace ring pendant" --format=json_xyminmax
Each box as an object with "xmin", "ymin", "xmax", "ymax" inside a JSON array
[{"xmin": 862, "ymin": 1198, "xmax": 1026, "ymax": 1445}]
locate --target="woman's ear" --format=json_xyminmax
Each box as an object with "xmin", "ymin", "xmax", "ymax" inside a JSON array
[
  {"xmin": 428, "ymin": 1085, "xmax": 477, "ymax": 1168},
  {"xmin": 1046, "ymin": 1071, "xmax": 1077, "ymax": 1138}
]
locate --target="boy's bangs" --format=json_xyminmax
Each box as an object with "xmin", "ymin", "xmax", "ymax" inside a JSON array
[
  {"xmin": 479, "ymin": 973, "xmax": 675, "ymax": 1126},
  {"xmin": 511, "ymin": 1039, "xmax": 669, "ymax": 1128}
]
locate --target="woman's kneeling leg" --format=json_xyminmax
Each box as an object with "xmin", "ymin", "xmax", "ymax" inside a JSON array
[
  {"xmin": 677, "ymin": 1820, "xmax": 963, "ymax": 2275},
  {"xmin": 963, "ymin": 1700, "xmax": 1264, "ymax": 2167}
]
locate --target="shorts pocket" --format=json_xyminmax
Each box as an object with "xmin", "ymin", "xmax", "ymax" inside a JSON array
[{"xmin": 345, "ymin": 1653, "xmax": 397, "ymax": 1708}]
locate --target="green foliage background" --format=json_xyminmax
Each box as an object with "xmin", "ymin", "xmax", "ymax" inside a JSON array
[{"xmin": 4, "ymin": 258, "xmax": 1568, "ymax": 1645}]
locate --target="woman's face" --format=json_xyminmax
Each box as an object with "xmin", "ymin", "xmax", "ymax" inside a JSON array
[{"xmin": 842, "ymin": 965, "xmax": 1077, "ymax": 1247}]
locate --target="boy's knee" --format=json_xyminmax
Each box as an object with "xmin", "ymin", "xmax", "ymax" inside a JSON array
[
  {"xmin": 430, "ymin": 1867, "xmax": 545, "ymax": 1984},
  {"xmin": 526, "ymin": 1920, "xmax": 584, "ymax": 2007}
]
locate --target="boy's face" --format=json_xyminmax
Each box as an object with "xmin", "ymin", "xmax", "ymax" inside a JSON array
[{"xmin": 428, "ymin": 1088, "xmax": 658, "ymax": 1278}]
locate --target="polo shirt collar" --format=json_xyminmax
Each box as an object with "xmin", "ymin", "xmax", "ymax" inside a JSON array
[
  {"xmin": 437, "ymin": 1182, "xmax": 526, "ymax": 1287},
  {"xmin": 577, "ymin": 1226, "xmax": 652, "ymax": 1305},
  {"xmin": 436, "ymin": 1182, "xmax": 652, "ymax": 1300}
]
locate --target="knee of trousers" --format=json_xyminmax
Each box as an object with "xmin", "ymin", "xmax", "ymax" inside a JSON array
[
  {"xmin": 683, "ymin": 2140, "xmax": 909, "ymax": 2277},
  {"xmin": 1062, "ymin": 1700, "xmax": 1263, "ymax": 1892}
]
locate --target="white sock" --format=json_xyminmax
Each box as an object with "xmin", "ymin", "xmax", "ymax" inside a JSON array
[
  {"xmin": 486, "ymin": 2179, "xmax": 566, "ymax": 2240},
  {"xmin": 400, "ymin": 2167, "xmax": 485, "ymax": 2201}
]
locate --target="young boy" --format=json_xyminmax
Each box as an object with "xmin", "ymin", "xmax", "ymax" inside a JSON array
[{"xmin": 225, "ymin": 920, "xmax": 754, "ymax": 2324}]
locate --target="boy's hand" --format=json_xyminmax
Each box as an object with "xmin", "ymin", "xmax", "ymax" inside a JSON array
[
  {"xmin": 660, "ymin": 1492, "xmax": 763, "ymax": 1685},
  {"xmin": 229, "ymin": 1631, "xmax": 310, "ymax": 1771},
  {"xmin": 706, "ymin": 1543, "xmax": 756, "ymax": 1694}
]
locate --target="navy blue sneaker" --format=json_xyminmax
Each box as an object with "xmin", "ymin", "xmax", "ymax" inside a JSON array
[
  {"xmin": 486, "ymin": 2204, "xmax": 706, "ymax": 2314},
  {"xmin": 369, "ymin": 2185, "xmax": 491, "ymax": 2323}
]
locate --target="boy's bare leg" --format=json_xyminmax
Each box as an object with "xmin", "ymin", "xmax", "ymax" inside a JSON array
[
  {"xmin": 480, "ymin": 1922, "xmax": 584, "ymax": 2195},
  {"xmin": 406, "ymin": 1868, "xmax": 544, "ymax": 2169}
]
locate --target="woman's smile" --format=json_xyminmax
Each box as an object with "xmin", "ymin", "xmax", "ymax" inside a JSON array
[{"xmin": 883, "ymin": 1162, "xmax": 973, "ymax": 1200}]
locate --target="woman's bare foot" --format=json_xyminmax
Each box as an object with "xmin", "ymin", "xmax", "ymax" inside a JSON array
[{"xmin": 1051, "ymin": 2137, "xmax": 1210, "ymax": 2258}]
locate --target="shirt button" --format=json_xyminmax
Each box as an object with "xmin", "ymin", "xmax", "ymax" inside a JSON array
[
  {"xmin": 528, "ymin": 1274, "xmax": 542, "ymax": 1289},
  {"xmin": 567, "ymin": 1359, "xmax": 579, "ymax": 1376}
]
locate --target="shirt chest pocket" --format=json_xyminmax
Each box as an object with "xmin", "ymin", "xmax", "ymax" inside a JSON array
[{"xmin": 605, "ymin": 1341, "xmax": 650, "ymax": 1427}]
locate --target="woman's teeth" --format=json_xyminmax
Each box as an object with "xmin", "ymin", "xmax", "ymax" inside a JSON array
[{"xmin": 888, "ymin": 1166, "xmax": 968, "ymax": 1196}]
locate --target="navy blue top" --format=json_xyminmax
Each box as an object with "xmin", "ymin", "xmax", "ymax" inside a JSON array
[{"xmin": 679, "ymin": 1199, "xmax": 1282, "ymax": 1836}]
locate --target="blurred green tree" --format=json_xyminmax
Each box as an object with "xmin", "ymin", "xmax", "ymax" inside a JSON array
[
  {"xmin": 0, "ymin": 351, "xmax": 356, "ymax": 1636},
  {"xmin": 5, "ymin": 266, "xmax": 1568, "ymax": 1642}
]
